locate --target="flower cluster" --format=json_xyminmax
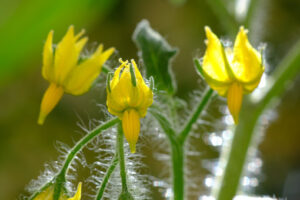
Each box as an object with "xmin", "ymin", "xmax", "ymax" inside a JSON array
[{"xmin": 34, "ymin": 24, "xmax": 265, "ymax": 199}]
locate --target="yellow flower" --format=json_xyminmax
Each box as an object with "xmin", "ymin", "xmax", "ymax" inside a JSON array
[
  {"xmin": 107, "ymin": 59, "xmax": 153, "ymax": 153},
  {"xmin": 34, "ymin": 182, "xmax": 82, "ymax": 200},
  {"xmin": 201, "ymin": 26, "xmax": 264, "ymax": 124},
  {"xmin": 38, "ymin": 26, "xmax": 115, "ymax": 125}
]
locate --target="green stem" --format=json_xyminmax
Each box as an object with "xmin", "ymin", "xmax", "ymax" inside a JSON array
[
  {"xmin": 214, "ymin": 40, "xmax": 300, "ymax": 200},
  {"xmin": 117, "ymin": 123, "xmax": 133, "ymax": 199},
  {"xmin": 171, "ymin": 141, "xmax": 184, "ymax": 200},
  {"xmin": 151, "ymin": 88, "xmax": 214, "ymax": 200},
  {"xmin": 149, "ymin": 108, "xmax": 176, "ymax": 143},
  {"xmin": 118, "ymin": 123, "xmax": 128, "ymax": 192},
  {"xmin": 205, "ymin": 0, "xmax": 239, "ymax": 37},
  {"xmin": 178, "ymin": 88, "xmax": 214, "ymax": 144},
  {"xmin": 96, "ymin": 153, "xmax": 119, "ymax": 200},
  {"xmin": 53, "ymin": 118, "xmax": 119, "ymax": 200},
  {"xmin": 244, "ymin": 0, "xmax": 259, "ymax": 29}
]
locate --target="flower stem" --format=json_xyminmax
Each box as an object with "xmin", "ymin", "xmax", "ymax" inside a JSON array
[
  {"xmin": 53, "ymin": 118, "xmax": 119, "ymax": 200},
  {"xmin": 205, "ymin": 0, "xmax": 239, "ymax": 37},
  {"xmin": 117, "ymin": 122, "xmax": 134, "ymax": 199},
  {"xmin": 151, "ymin": 87, "xmax": 214, "ymax": 200},
  {"xmin": 214, "ymin": 40, "xmax": 300, "ymax": 200},
  {"xmin": 96, "ymin": 153, "xmax": 119, "ymax": 200},
  {"xmin": 171, "ymin": 141, "xmax": 184, "ymax": 200},
  {"xmin": 178, "ymin": 88, "xmax": 214, "ymax": 144}
]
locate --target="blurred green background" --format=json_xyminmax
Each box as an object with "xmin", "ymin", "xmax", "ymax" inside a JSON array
[{"xmin": 0, "ymin": 0, "xmax": 300, "ymax": 199}]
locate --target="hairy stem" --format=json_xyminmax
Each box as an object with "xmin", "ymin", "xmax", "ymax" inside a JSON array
[
  {"xmin": 117, "ymin": 122, "xmax": 133, "ymax": 199},
  {"xmin": 171, "ymin": 141, "xmax": 184, "ymax": 200},
  {"xmin": 178, "ymin": 88, "xmax": 214, "ymax": 144},
  {"xmin": 214, "ymin": 40, "xmax": 300, "ymax": 200},
  {"xmin": 96, "ymin": 153, "xmax": 119, "ymax": 200},
  {"xmin": 151, "ymin": 87, "xmax": 214, "ymax": 200},
  {"xmin": 53, "ymin": 118, "xmax": 119, "ymax": 200},
  {"xmin": 118, "ymin": 123, "xmax": 128, "ymax": 192}
]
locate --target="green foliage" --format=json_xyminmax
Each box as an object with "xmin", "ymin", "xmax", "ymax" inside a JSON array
[{"xmin": 133, "ymin": 20, "xmax": 178, "ymax": 95}]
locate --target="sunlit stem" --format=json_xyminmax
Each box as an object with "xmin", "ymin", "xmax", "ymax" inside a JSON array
[
  {"xmin": 214, "ymin": 40, "xmax": 300, "ymax": 200},
  {"xmin": 96, "ymin": 153, "xmax": 119, "ymax": 200}
]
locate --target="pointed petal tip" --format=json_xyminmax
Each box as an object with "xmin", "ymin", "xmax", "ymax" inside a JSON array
[
  {"xmin": 37, "ymin": 113, "xmax": 46, "ymax": 125},
  {"xmin": 65, "ymin": 25, "xmax": 75, "ymax": 37},
  {"xmin": 129, "ymin": 143, "xmax": 136, "ymax": 154},
  {"xmin": 68, "ymin": 25, "xmax": 75, "ymax": 30},
  {"xmin": 204, "ymin": 26, "xmax": 211, "ymax": 33},
  {"xmin": 233, "ymin": 115, "xmax": 239, "ymax": 125},
  {"xmin": 238, "ymin": 26, "xmax": 249, "ymax": 38},
  {"xmin": 204, "ymin": 26, "xmax": 219, "ymax": 44},
  {"xmin": 48, "ymin": 30, "xmax": 54, "ymax": 36}
]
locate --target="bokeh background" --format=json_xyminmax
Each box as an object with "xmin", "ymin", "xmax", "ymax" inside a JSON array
[{"xmin": 0, "ymin": 0, "xmax": 300, "ymax": 199}]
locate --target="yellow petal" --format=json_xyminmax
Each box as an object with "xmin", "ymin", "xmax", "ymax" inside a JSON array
[
  {"xmin": 64, "ymin": 45, "xmax": 114, "ymax": 95},
  {"xmin": 110, "ymin": 59, "xmax": 127, "ymax": 89},
  {"xmin": 227, "ymin": 82, "xmax": 243, "ymax": 124},
  {"xmin": 107, "ymin": 59, "xmax": 153, "ymax": 118},
  {"xmin": 33, "ymin": 186, "xmax": 54, "ymax": 200},
  {"xmin": 42, "ymin": 30, "xmax": 54, "ymax": 81},
  {"xmin": 122, "ymin": 109, "xmax": 140, "ymax": 153},
  {"xmin": 67, "ymin": 182, "xmax": 82, "ymax": 200},
  {"xmin": 38, "ymin": 83, "xmax": 64, "ymax": 125},
  {"xmin": 232, "ymin": 26, "xmax": 264, "ymax": 90},
  {"xmin": 106, "ymin": 62, "xmax": 128, "ymax": 116},
  {"xmin": 53, "ymin": 26, "xmax": 86, "ymax": 84},
  {"xmin": 203, "ymin": 26, "xmax": 231, "ymax": 83}
]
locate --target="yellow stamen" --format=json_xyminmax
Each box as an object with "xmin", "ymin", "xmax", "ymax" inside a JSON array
[
  {"xmin": 122, "ymin": 109, "xmax": 140, "ymax": 153},
  {"xmin": 227, "ymin": 82, "xmax": 243, "ymax": 124},
  {"xmin": 38, "ymin": 83, "xmax": 64, "ymax": 125}
]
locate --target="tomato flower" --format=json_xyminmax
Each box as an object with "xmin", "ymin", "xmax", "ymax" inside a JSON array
[
  {"xmin": 38, "ymin": 26, "xmax": 114, "ymax": 125},
  {"xmin": 106, "ymin": 59, "xmax": 153, "ymax": 153},
  {"xmin": 200, "ymin": 26, "xmax": 264, "ymax": 124}
]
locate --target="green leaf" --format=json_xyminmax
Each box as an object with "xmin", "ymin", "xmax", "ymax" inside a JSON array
[{"xmin": 133, "ymin": 20, "xmax": 177, "ymax": 94}]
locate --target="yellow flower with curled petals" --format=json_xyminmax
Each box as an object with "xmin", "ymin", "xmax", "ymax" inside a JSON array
[
  {"xmin": 107, "ymin": 59, "xmax": 153, "ymax": 153},
  {"xmin": 38, "ymin": 26, "xmax": 114, "ymax": 125},
  {"xmin": 34, "ymin": 182, "xmax": 82, "ymax": 200},
  {"xmin": 200, "ymin": 26, "xmax": 264, "ymax": 124}
]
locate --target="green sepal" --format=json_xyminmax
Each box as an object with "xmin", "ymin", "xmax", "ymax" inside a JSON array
[
  {"xmin": 129, "ymin": 63, "xmax": 137, "ymax": 87},
  {"xmin": 106, "ymin": 72, "xmax": 113, "ymax": 92},
  {"xmin": 149, "ymin": 76, "xmax": 154, "ymax": 91}
]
